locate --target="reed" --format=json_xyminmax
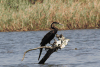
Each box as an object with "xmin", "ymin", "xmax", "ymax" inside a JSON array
[{"xmin": 0, "ymin": 0, "xmax": 100, "ymax": 32}]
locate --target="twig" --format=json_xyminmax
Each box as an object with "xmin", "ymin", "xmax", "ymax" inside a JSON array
[{"xmin": 21, "ymin": 46, "xmax": 59, "ymax": 61}]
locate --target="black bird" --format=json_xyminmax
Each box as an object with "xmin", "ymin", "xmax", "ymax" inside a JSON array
[{"xmin": 38, "ymin": 22, "xmax": 63, "ymax": 60}]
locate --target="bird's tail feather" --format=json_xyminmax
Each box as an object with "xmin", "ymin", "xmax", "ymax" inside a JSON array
[{"xmin": 38, "ymin": 48, "xmax": 43, "ymax": 60}]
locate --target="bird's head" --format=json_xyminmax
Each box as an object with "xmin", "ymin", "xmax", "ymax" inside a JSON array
[{"xmin": 51, "ymin": 22, "xmax": 63, "ymax": 29}]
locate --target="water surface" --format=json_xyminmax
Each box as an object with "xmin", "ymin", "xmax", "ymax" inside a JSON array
[{"xmin": 0, "ymin": 29, "xmax": 100, "ymax": 67}]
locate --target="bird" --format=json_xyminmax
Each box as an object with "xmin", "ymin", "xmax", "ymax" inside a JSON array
[{"xmin": 38, "ymin": 22, "xmax": 63, "ymax": 60}]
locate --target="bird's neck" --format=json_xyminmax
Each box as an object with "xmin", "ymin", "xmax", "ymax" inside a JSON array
[
  {"xmin": 54, "ymin": 28, "xmax": 58, "ymax": 34},
  {"xmin": 51, "ymin": 24, "xmax": 58, "ymax": 30}
]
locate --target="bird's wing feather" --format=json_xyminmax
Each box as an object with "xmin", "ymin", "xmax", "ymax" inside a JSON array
[
  {"xmin": 38, "ymin": 30, "xmax": 54, "ymax": 60},
  {"xmin": 40, "ymin": 30, "xmax": 54, "ymax": 46}
]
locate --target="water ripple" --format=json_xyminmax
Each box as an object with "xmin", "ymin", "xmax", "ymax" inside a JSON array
[{"xmin": 0, "ymin": 29, "xmax": 100, "ymax": 67}]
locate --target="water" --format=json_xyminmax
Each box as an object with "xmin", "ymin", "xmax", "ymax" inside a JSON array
[{"xmin": 0, "ymin": 29, "xmax": 100, "ymax": 67}]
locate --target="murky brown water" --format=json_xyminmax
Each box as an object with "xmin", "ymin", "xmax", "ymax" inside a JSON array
[{"xmin": 0, "ymin": 29, "xmax": 100, "ymax": 67}]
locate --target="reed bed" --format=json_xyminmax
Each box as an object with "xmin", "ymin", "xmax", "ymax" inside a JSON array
[{"xmin": 0, "ymin": 0, "xmax": 100, "ymax": 32}]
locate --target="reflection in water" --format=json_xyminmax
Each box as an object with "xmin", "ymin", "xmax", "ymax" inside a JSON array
[{"xmin": 0, "ymin": 29, "xmax": 100, "ymax": 67}]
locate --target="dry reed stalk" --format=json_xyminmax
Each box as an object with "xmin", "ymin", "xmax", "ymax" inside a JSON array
[{"xmin": 0, "ymin": 0, "xmax": 100, "ymax": 32}]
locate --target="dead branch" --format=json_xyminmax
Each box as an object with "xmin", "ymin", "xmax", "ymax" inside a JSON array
[
  {"xmin": 38, "ymin": 47, "xmax": 59, "ymax": 64},
  {"xmin": 21, "ymin": 34, "xmax": 70, "ymax": 64},
  {"xmin": 21, "ymin": 46, "xmax": 59, "ymax": 61}
]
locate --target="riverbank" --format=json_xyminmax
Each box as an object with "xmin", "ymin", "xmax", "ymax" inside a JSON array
[{"xmin": 0, "ymin": 0, "xmax": 100, "ymax": 32}]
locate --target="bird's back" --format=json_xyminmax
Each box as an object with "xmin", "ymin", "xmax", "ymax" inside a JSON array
[{"xmin": 40, "ymin": 30, "xmax": 56, "ymax": 46}]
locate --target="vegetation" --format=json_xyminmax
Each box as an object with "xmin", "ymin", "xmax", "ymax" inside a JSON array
[{"xmin": 0, "ymin": 0, "xmax": 100, "ymax": 32}]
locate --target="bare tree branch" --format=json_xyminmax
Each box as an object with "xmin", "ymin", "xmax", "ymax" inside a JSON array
[
  {"xmin": 21, "ymin": 46, "xmax": 59, "ymax": 61},
  {"xmin": 21, "ymin": 34, "xmax": 70, "ymax": 64}
]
